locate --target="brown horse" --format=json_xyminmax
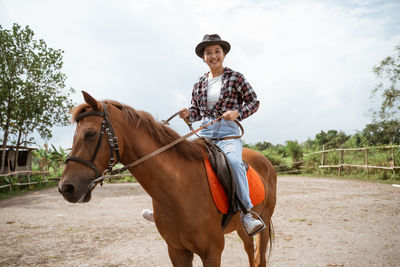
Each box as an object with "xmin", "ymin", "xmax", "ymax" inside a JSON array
[{"xmin": 59, "ymin": 91, "xmax": 277, "ymax": 267}]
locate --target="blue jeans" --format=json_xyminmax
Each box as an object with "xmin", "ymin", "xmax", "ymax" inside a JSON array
[{"xmin": 199, "ymin": 117, "xmax": 253, "ymax": 210}]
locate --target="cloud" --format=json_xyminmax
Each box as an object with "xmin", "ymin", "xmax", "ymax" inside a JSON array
[
  {"xmin": 1, "ymin": 0, "xmax": 399, "ymax": 148},
  {"xmin": 215, "ymin": 1, "xmax": 400, "ymax": 143}
]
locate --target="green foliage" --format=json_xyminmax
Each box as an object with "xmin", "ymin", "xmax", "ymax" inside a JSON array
[
  {"xmin": 49, "ymin": 145, "xmax": 69, "ymax": 175},
  {"xmin": 313, "ymin": 130, "xmax": 350, "ymax": 150},
  {"xmin": 254, "ymin": 141, "xmax": 272, "ymax": 151},
  {"xmin": 343, "ymin": 133, "xmax": 367, "ymax": 148},
  {"xmin": 31, "ymin": 144, "xmax": 69, "ymax": 176},
  {"xmin": 0, "ymin": 180, "xmax": 58, "ymax": 200},
  {"xmin": 371, "ymin": 44, "xmax": 400, "ymax": 121},
  {"xmin": 0, "ymin": 143, "xmax": 68, "ymax": 195},
  {"xmin": 0, "ymin": 23, "xmax": 75, "ymax": 160},
  {"xmin": 245, "ymin": 120, "xmax": 400, "ymax": 181},
  {"xmin": 285, "ymin": 140, "xmax": 303, "ymax": 162},
  {"xmin": 260, "ymin": 148, "xmax": 285, "ymax": 166},
  {"xmin": 361, "ymin": 120, "xmax": 400, "ymax": 146},
  {"xmin": 31, "ymin": 144, "xmax": 52, "ymax": 171},
  {"xmin": 302, "ymin": 145, "xmax": 400, "ymax": 182},
  {"xmin": 107, "ymin": 174, "xmax": 136, "ymax": 183}
]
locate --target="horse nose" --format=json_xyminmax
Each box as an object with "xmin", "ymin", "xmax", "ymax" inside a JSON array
[{"xmin": 60, "ymin": 183, "xmax": 75, "ymax": 197}]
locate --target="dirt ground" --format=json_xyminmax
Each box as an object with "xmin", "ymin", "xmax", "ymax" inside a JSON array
[{"xmin": 0, "ymin": 176, "xmax": 399, "ymax": 267}]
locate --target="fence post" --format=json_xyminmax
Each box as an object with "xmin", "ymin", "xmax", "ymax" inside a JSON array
[
  {"xmin": 321, "ymin": 145, "xmax": 326, "ymax": 165},
  {"xmin": 391, "ymin": 144, "xmax": 396, "ymax": 174},
  {"xmin": 364, "ymin": 148, "xmax": 369, "ymax": 175},
  {"xmin": 339, "ymin": 147, "xmax": 344, "ymax": 176},
  {"xmin": 28, "ymin": 172, "xmax": 33, "ymax": 189}
]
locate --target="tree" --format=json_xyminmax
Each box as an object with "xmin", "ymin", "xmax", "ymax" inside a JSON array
[
  {"xmin": 285, "ymin": 140, "xmax": 303, "ymax": 162},
  {"xmin": 254, "ymin": 141, "xmax": 272, "ymax": 151},
  {"xmin": 314, "ymin": 130, "xmax": 349, "ymax": 149},
  {"xmin": 372, "ymin": 44, "xmax": 400, "ymax": 121},
  {"xmin": 326, "ymin": 130, "xmax": 349, "ymax": 148},
  {"xmin": 49, "ymin": 145, "xmax": 69, "ymax": 174},
  {"xmin": 361, "ymin": 120, "xmax": 400, "ymax": 146},
  {"xmin": 0, "ymin": 23, "xmax": 75, "ymax": 172},
  {"xmin": 344, "ymin": 133, "xmax": 366, "ymax": 148}
]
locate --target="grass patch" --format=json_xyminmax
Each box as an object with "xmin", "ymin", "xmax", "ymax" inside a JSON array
[
  {"xmin": 280, "ymin": 171, "xmax": 400, "ymax": 184},
  {"xmin": 0, "ymin": 181, "xmax": 58, "ymax": 200},
  {"xmin": 106, "ymin": 174, "xmax": 136, "ymax": 183}
]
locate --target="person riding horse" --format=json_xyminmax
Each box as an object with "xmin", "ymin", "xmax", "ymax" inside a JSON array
[{"xmin": 143, "ymin": 34, "xmax": 265, "ymax": 236}]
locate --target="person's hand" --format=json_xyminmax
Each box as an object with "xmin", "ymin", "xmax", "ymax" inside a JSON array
[
  {"xmin": 179, "ymin": 108, "xmax": 189, "ymax": 119},
  {"xmin": 222, "ymin": 110, "xmax": 239, "ymax": 121}
]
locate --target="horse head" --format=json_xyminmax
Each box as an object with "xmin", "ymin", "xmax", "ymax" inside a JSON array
[{"xmin": 59, "ymin": 91, "xmax": 123, "ymax": 203}]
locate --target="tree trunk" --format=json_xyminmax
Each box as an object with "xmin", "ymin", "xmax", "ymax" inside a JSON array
[
  {"xmin": 13, "ymin": 128, "xmax": 23, "ymax": 171},
  {"xmin": 0, "ymin": 93, "xmax": 12, "ymax": 172},
  {"xmin": 0, "ymin": 115, "xmax": 11, "ymax": 173},
  {"xmin": 1, "ymin": 57, "xmax": 18, "ymax": 173}
]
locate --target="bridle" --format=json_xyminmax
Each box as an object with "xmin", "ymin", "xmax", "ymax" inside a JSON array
[
  {"xmin": 65, "ymin": 102, "xmax": 244, "ymax": 191},
  {"xmin": 65, "ymin": 103, "xmax": 120, "ymax": 181}
]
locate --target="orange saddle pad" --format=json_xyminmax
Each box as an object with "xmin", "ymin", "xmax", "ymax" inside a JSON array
[{"xmin": 204, "ymin": 157, "xmax": 265, "ymax": 214}]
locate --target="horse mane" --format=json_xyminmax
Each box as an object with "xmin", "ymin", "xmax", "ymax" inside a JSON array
[
  {"xmin": 71, "ymin": 103, "xmax": 90, "ymax": 122},
  {"xmin": 71, "ymin": 100, "xmax": 205, "ymax": 161}
]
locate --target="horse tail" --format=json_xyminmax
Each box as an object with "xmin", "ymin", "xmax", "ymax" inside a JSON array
[
  {"xmin": 255, "ymin": 219, "xmax": 274, "ymax": 265},
  {"xmin": 267, "ymin": 219, "xmax": 274, "ymax": 259}
]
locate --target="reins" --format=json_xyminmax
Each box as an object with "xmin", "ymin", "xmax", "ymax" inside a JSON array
[
  {"xmin": 161, "ymin": 111, "xmax": 244, "ymax": 141},
  {"xmin": 66, "ymin": 104, "xmax": 244, "ymax": 191},
  {"xmin": 89, "ymin": 115, "xmax": 226, "ymax": 189}
]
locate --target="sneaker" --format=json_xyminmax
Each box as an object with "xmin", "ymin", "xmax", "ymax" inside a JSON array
[
  {"xmin": 141, "ymin": 209, "xmax": 155, "ymax": 222},
  {"xmin": 241, "ymin": 212, "xmax": 265, "ymax": 236}
]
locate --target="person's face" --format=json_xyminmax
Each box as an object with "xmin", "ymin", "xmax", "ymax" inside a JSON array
[{"xmin": 203, "ymin": 44, "xmax": 225, "ymax": 71}]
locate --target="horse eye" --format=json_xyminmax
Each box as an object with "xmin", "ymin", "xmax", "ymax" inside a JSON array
[{"xmin": 84, "ymin": 130, "xmax": 98, "ymax": 139}]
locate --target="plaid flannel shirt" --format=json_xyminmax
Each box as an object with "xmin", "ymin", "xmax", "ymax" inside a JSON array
[{"xmin": 188, "ymin": 67, "xmax": 260, "ymax": 122}]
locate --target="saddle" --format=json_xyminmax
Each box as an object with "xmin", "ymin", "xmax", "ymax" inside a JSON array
[{"xmin": 203, "ymin": 138, "xmax": 265, "ymax": 229}]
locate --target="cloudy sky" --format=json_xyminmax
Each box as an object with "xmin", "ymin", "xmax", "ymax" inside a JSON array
[{"xmin": 1, "ymin": 0, "xmax": 400, "ymax": 148}]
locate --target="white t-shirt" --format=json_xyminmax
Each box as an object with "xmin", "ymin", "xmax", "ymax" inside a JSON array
[{"xmin": 207, "ymin": 75, "xmax": 222, "ymax": 109}]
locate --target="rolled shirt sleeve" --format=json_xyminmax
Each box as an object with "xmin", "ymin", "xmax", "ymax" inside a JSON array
[
  {"xmin": 187, "ymin": 67, "xmax": 260, "ymax": 122},
  {"xmin": 236, "ymin": 74, "xmax": 260, "ymax": 121}
]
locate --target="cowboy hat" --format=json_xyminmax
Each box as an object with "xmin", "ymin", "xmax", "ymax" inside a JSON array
[{"xmin": 195, "ymin": 34, "xmax": 231, "ymax": 58}]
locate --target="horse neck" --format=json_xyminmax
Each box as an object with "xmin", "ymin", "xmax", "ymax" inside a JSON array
[{"xmin": 118, "ymin": 125, "xmax": 200, "ymax": 201}]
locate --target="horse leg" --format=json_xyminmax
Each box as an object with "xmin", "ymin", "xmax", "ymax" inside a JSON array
[
  {"xmin": 167, "ymin": 245, "xmax": 194, "ymax": 267},
  {"xmin": 237, "ymin": 229, "xmax": 255, "ymax": 267},
  {"xmin": 197, "ymin": 235, "xmax": 224, "ymax": 267},
  {"xmin": 255, "ymin": 219, "xmax": 272, "ymax": 267},
  {"xmin": 199, "ymin": 249, "xmax": 223, "ymax": 267}
]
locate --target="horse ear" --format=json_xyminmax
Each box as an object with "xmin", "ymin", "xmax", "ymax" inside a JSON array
[{"xmin": 82, "ymin": 91, "xmax": 100, "ymax": 110}]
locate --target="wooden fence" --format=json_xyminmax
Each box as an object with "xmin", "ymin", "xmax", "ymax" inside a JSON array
[
  {"xmin": 0, "ymin": 171, "xmax": 51, "ymax": 191},
  {"xmin": 273, "ymin": 161, "xmax": 304, "ymax": 174},
  {"xmin": 0, "ymin": 171, "xmax": 134, "ymax": 192},
  {"xmin": 2, "ymin": 145, "xmax": 399, "ymax": 190},
  {"xmin": 304, "ymin": 145, "xmax": 400, "ymax": 175}
]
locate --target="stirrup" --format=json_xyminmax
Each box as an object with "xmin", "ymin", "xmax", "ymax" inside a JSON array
[{"xmin": 244, "ymin": 210, "xmax": 266, "ymax": 237}]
